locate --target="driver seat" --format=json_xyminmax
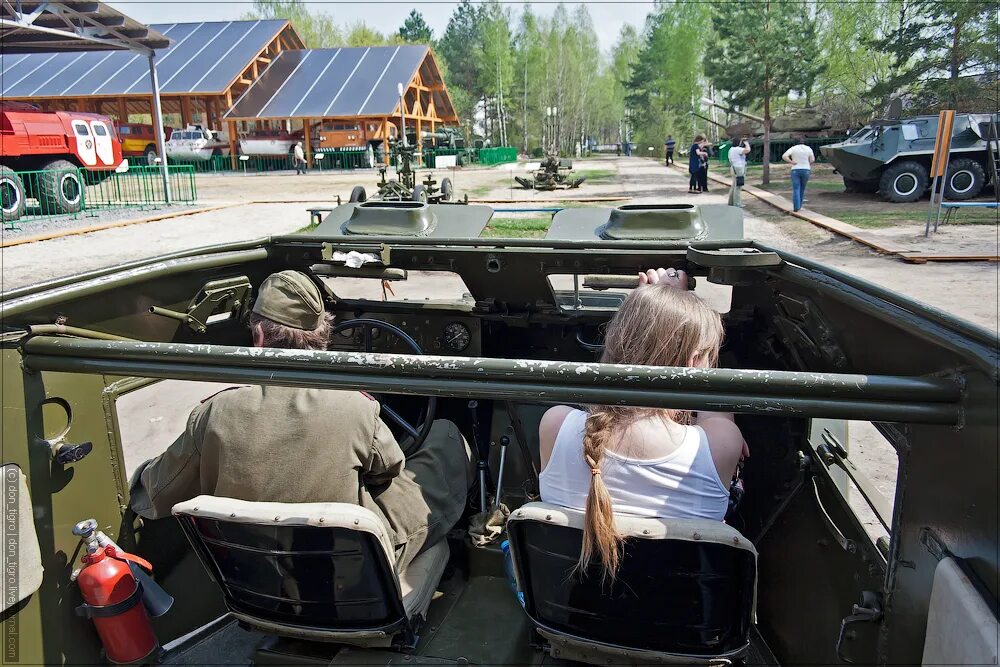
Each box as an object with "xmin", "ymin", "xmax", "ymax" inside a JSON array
[{"xmin": 172, "ymin": 496, "xmax": 449, "ymax": 648}]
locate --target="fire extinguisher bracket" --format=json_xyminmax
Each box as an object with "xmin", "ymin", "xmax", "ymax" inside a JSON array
[{"xmin": 75, "ymin": 581, "xmax": 144, "ymax": 619}]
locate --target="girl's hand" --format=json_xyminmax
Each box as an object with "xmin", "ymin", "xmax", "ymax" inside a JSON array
[{"xmin": 639, "ymin": 268, "xmax": 689, "ymax": 290}]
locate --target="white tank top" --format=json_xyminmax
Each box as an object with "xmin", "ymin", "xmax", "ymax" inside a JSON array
[{"xmin": 539, "ymin": 409, "xmax": 730, "ymax": 521}]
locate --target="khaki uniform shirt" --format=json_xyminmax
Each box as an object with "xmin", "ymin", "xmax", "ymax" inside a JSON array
[
  {"xmin": 130, "ymin": 385, "xmax": 471, "ymax": 569},
  {"xmin": 131, "ymin": 386, "xmax": 403, "ymax": 523}
]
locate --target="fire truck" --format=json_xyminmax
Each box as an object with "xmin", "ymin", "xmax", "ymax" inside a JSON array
[{"xmin": 0, "ymin": 103, "xmax": 125, "ymax": 219}]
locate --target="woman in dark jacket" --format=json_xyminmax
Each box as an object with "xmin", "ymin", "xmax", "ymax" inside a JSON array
[{"xmin": 688, "ymin": 135, "xmax": 707, "ymax": 193}]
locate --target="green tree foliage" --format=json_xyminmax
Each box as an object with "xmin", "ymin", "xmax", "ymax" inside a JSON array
[
  {"xmin": 813, "ymin": 2, "xmax": 903, "ymax": 126},
  {"xmin": 242, "ymin": 0, "xmax": 341, "ymax": 47},
  {"xmin": 868, "ymin": 0, "xmax": 999, "ymax": 111},
  {"xmin": 705, "ymin": 0, "xmax": 820, "ymax": 183},
  {"xmin": 343, "ymin": 22, "xmax": 393, "ymax": 47},
  {"xmin": 398, "ymin": 10, "xmax": 433, "ymax": 44},
  {"xmin": 438, "ymin": 0, "xmax": 487, "ymax": 130},
  {"xmin": 626, "ymin": 2, "xmax": 711, "ymax": 154}
]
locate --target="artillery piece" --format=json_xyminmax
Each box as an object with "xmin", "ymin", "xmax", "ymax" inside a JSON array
[
  {"xmin": 349, "ymin": 142, "xmax": 463, "ymax": 204},
  {"xmin": 514, "ymin": 155, "xmax": 585, "ymax": 190}
]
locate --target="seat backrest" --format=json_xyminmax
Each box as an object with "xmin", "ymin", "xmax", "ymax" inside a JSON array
[
  {"xmin": 507, "ymin": 502, "xmax": 757, "ymax": 659},
  {"xmin": 172, "ymin": 496, "xmax": 406, "ymax": 635}
]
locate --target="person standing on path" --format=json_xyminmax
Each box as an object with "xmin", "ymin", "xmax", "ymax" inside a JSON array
[
  {"xmin": 782, "ymin": 136, "xmax": 815, "ymax": 212},
  {"xmin": 664, "ymin": 135, "xmax": 676, "ymax": 165},
  {"xmin": 697, "ymin": 139, "xmax": 711, "ymax": 193},
  {"xmin": 293, "ymin": 141, "xmax": 307, "ymax": 175},
  {"xmin": 688, "ymin": 135, "xmax": 708, "ymax": 193},
  {"xmin": 727, "ymin": 138, "xmax": 751, "ymax": 207}
]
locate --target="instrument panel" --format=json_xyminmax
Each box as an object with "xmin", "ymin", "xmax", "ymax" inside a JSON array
[{"xmin": 329, "ymin": 311, "xmax": 482, "ymax": 357}]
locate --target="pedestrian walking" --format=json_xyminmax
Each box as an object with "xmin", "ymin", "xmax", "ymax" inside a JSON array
[
  {"xmin": 727, "ymin": 137, "xmax": 751, "ymax": 207},
  {"xmin": 697, "ymin": 139, "xmax": 711, "ymax": 193},
  {"xmin": 664, "ymin": 135, "xmax": 676, "ymax": 165},
  {"xmin": 293, "ymin": 141, "xmax": 307, "ymax": 175},
  {"xmin": 688, "ymin": 135, "xmax": 708, "ymax": 193},
  {"xmin": 782, "ymin": 136, "xmax": 815, "ymax": 212}
]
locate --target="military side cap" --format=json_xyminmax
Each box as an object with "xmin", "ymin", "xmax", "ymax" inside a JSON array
[{"xmin": 252, "ymin": 271, "xmax": 324, "ymax": 330}]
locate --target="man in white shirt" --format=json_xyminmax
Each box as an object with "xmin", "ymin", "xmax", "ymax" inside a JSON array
[
  {"xmin": 727, "ymin": 138, "xmax": 751, "ymax": 207},
  {"xmin": 293, "ymin": 141, "xmax": 307, "ymax": 175},
  {"xmin": 782, "ymin": 137, "xmax": 816, "ymax": 212}
]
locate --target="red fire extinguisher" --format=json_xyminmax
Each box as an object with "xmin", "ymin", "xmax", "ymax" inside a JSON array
[{"xmin": 72, "ymin": 519, "xmax": 159, "ymax": 664}]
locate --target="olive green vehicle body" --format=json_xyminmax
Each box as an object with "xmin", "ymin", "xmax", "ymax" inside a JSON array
[
  {"xmin": 820, "ymin": 113, "xmax": 998, "ymax": 201},
  {"xmin": 0, "ymin": 202, "xmax": 997, "ymax": 665}
]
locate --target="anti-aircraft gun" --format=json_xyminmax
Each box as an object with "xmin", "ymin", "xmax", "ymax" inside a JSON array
[
  {"xmin": 349, "ymin": 142, "xmax": 464, "ymax": 204},
  {"xmin": 514, "ymin": 155, "xmax": 586, "ymax": 190}
]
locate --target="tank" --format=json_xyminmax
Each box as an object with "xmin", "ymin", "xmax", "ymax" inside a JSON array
[
  {"xmin": 0, "ymin": 203, "xmax": 996, "ymax": 666},
  {"xmin": 821, "ymin": 112, "xmax": 998, "ymax": 202}
]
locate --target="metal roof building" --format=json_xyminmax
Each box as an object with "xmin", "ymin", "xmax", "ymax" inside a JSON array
[
  {"xmin": 225, "ymin": 45, "xmax": 457, "ymax": 164},
  {"xmin": 1, "ymin": 19, "xmax": 305, "ymax": 158}
]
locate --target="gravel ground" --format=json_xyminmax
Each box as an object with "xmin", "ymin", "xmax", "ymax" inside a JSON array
[{"xmin": 1, "ymin": 204, "xmax": 200, "ymax": 241}]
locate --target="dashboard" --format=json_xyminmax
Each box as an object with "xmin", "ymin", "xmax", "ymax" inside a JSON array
[{"xmin": 328, "ymin": 310, "xmax": 483, "ymax": 357}]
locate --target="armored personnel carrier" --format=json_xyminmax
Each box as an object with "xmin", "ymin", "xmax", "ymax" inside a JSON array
[
  {"xmin": 821, "ymin": 112, "xmax": 998, "ymax": 202},
  {"xmin": 1, "ymin": 202, "xmax": 997, "ymax": 666}
]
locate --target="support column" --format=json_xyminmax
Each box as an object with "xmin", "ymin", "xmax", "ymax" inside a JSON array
[
  {"xmin": 303, "ymin": 119, "xmax": 313, "ymax": 168},
  {"xmin": 382, "ymin": 117, "xmax": 390, "ymax": 166},
  {"xmin": 227, "ymin": 121, "xmax": 238, "ymax": 170},
  {"xmin": 180, "ymin": 97, "xmax": 192, "ymax": 128},
  {"xmin": 147, "ymin": 53, "xmax": 171, "ymax": 203},
  {"xmin": 118, "ymin": 97, "xmax": 128, "ymax": 124},
  {"xmin": 415, "ymin": 117, "xmax": 422, "ymax": 165}
]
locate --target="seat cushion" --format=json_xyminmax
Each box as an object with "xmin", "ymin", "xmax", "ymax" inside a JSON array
[{"xmin": 399, "ymin": 539, "xmax": 449, "ymax": 619}]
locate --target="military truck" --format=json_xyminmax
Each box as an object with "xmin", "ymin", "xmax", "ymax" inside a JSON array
[
  {"xmin": 0, "ymin": 104, "xmax": 125, "ymax": 218},
  {"xmin": 1, "ymin": 202, "xmax": 997, "ymax": 665},
  {"xmin": 821, "ymin": 112, "xmax": 999, "ymax": 202}
]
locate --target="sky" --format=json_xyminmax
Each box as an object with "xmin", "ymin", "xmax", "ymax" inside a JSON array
[{"xmin": 112, "ymin": 1, "xmax": 655, "ymax": 53}]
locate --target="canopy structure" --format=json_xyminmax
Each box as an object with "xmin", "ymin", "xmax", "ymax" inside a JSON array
[
  {"xmin": 225, "ymin": 45, "xmax": 457, "ymax": 163},
  {"xmin": 1, "ymin": 20, "xmax": 306, "ymax": 165},
  {"xmin": 0, "ymin": 0, "xmax": 168, "ymax": 53},
  {"xmin": 0, "ymin": 0, "xmax": 178, "ymax": 198}
]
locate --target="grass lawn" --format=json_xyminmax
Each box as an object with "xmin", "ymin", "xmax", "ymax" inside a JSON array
[
  {"xmin": 481, "ymin": 216, "xmax": 552, "ymax": 238},
  {"xmin": 741, "ymin": 162, "xmax": 997, "ymax": 229},
  {"xmin": 575, "ymin": 168, "xmax": 616, "ymax": 183}
]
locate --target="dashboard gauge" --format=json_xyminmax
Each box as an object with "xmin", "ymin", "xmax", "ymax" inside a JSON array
[{"xmin": 443, "ymin": 322, "xmax": 472, "ymax": 352}]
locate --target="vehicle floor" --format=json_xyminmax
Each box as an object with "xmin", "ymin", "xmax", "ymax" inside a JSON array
[{"xmin": 161, "ymin": 551, "xmax": 779, "ymax": 666}]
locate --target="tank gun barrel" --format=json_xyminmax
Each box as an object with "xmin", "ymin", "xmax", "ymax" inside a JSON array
[
  {"xmin": 689, "ymin": 111, "xmax": 729, "ymax": 131},
  {"xmin": 700, "ymin": 97, "xmax": 765, "ymax": 124}
]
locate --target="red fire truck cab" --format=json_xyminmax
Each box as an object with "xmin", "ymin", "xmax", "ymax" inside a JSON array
[{"xmin": 0, "ymin": 105, "xmax": 125, "ymax": 219}]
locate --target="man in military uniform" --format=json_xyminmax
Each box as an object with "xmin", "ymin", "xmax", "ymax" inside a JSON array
[{"xmin": 129, "ymin": 270, "xmax": 473, "ymax": 570}]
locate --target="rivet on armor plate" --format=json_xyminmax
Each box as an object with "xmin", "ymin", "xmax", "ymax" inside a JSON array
[
  {"xmin": 274, "ymin": 516, "xmax": 281, "ymax": 521},
  {"xmin": 693, "ymin": 532, "xmax": 702, "ymax": 540}
]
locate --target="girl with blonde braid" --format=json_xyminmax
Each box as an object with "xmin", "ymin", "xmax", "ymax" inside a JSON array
[{"xmin": 538, "ymin": 268, "xmax": 748, "ymax": 578}]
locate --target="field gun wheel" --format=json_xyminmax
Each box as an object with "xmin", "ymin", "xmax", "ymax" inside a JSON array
[
  {"xmin": 440, "ymin": 177, "xmax": 454, "ymax": 201},
  {"xmin": 411, "ymin": 184, "xmax": 428, "ymax": 203},
  {"xmin": 349, "ymin": 186, "xmax": 368, "ymax": 203}
]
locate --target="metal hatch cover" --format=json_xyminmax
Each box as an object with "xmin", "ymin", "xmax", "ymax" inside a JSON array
[
  {"xmin": 305, "ymin": 202, "xmax": 493, "ymax": 238},
  {"xmin": 546, "ymin": 203, "xmax": 744, "ymax": 241}
]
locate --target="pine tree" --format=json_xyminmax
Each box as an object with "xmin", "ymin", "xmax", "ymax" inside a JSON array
[
  {"xmin": 398, "ymin": 10, "xmax": 433, "ymax": 44},
  {"xmin": 868, "ymin": 0, "xmax": 998, "ymax": 110},
  {"xmin": 705, "ymin": 0, "xmax": 817, "ymax": 184},
  {"xmin": 438, "ymin": 0, "xmax": 487, "ymax": 130}
]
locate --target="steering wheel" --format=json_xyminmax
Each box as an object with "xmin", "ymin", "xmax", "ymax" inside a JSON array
[{"xmin": 329, "ymin": 318, "xmax": 437, "ymax": 455}]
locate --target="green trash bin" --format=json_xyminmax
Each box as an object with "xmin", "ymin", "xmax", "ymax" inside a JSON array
[{"xmin": 717, "ymin": 141, "xmax": 732, "ymax": 166}]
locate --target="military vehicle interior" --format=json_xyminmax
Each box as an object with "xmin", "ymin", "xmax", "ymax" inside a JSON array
[{"xmin": 2, "ymin": 204, "xmax": 996, "ymax": 666}]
